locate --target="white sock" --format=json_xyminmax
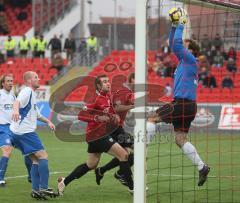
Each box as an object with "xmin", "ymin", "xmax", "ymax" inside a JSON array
[
  {"xmin": 181, "ymin": 142, "xmax": 205, "ymax": 171},
  {"xmin": 146, "ymin": 121, "xmax": 156, "ymax": 144}
]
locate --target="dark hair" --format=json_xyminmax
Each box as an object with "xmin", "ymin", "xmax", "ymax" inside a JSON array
[
  {"xmin": 185, "ymin": 39, "xmax": 200, "ymax": 57},
  {"xmin": 95, "ymin": 74, "xmax": 108, "ymax": 91},
  {"xmin": 0, "ymin": 74, "xmax": 13, "ymax": 89},
  {"xmin": 128, "ymin": 72, "xmax": 135, "ymax": 83}
]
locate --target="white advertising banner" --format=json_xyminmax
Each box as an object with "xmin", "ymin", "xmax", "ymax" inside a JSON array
[
  {"xmin": 35, "ymin": 86, "xmax": 50, "ymax": 102},
  {"xmin": 218, "ymin": 105, "xmax": 240, "ymax": 130}
]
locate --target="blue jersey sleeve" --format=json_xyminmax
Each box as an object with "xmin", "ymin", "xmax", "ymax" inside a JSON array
[
  {"xmin": 169, "ymin": 27, "xmax": 176, "ymax": 50},
  {"xmin": 172, "ymin": 24, "xmax": 196, "ymax": 63}
]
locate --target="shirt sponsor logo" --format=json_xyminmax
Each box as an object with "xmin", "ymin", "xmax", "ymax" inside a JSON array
[{"xmin": 4, "ymin": 104, "xmax": 13, "ymax": 110}]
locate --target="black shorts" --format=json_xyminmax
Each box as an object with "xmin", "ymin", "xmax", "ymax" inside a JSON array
[
  {"xmin": 111, "ymin": 127, "xmax": 134, "ymax": 148},
  {"xmin": 161, "ymin": 99, "xmax": 197, "ymax": 133},
  {"xmin": 87, "ymin": 135, "xmax": 116, "ymax": 153},
  {"xmin": 20, "ymin": 50, "xmax": 28, "ymax": 55}
]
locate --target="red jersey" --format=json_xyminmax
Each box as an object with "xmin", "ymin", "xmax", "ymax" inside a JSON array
[
  {"xmin": 112, "ymin": 84, "xmax": 134, "ymax": 126},
  {"xmin": 78, "ymin": 91, "xmax": 118, "ymax": 142}
]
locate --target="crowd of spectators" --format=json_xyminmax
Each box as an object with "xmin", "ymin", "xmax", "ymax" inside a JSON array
[
  {"xmin": 198, "ymin": 33, "xmax": 237, "ymax": 89},
  {"xmin": 149, "ymin": 33, "xmax": 238, "ymax": 91}
]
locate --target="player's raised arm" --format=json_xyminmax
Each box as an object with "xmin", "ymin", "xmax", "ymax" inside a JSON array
[{"xmin": 168, "ymin": 8, "xmax": 184, "ymax": 50}]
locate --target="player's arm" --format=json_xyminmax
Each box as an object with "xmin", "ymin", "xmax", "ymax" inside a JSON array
[
  {"xmin": 169, "ymin": 26, "xmax": 176, "ymax": 50},
  {"xmin": 172, "ymin": 24, "xmax": 186, "ymax": 60},
  {"xmin": 78, "ymin": 103, "xmax": 110, "ymax": 123},
  {"xmin": 12, "ymin": 88, "xmax": 31, "ymax": 122},
  {"xmin": 37, "ymin": 107, "xmax": 55, "ymax": 130},
  {"xmin": 114, "ymin": 104, "xmax": 134, "ymax": 113},
  {"xmin": 113, "ymin": 92, "xmax": 134, "ymax": 113},
  {"xmin": 12, "ymin": 100, "xmax": 20, "ymax": 122},
  {"xmin": 173, "ymin": 24, "xmax": 196, "ymax": 63}
]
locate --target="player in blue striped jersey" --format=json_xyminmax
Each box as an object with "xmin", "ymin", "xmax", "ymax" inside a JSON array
[
  {"xmin": 0, "ymin": 74, "xmax": 32, "ymax": 186},
  {"xmin": 10, "ymin": 71, "xmax": 58, "ymax": 200}
]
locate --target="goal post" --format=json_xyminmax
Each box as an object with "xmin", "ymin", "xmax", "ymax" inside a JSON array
[{"xmin": 134, "ymin": 0, "xmax": 148, "ymax": 203}]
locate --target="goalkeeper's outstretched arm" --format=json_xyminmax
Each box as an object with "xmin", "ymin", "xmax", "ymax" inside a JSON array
[{"xmin": 169, "ymin": 26, "xmax": 176, "ymax": 50}]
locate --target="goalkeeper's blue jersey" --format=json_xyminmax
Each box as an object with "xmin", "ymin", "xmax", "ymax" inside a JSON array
[{"xmin": 169, "ymin": 25, "xmax": 198, "ymax": 101}]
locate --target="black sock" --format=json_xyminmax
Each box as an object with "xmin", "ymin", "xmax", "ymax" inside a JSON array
[
  {"xmin": 99, "ymin": 158, "xmax": 119, "ymax": 175},
  {"xmin": 118, "ymin": 153, "xmax": 134, "ymax": 175},
  {"xmin": 128, "ymin": 153, "xmax": 134, "ymax": 167},
  {"xmin": 64, "ymin": 163, "xmax": 90, "ymax": 186},
  {"xmin": 119, "ymin": 161, "xmax": 133, "ymax": 189}
]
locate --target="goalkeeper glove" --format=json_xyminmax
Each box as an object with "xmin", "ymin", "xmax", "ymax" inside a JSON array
[
  {"xmin": 178, "ymin": 8, "xmax": 188, "ymax": 25},
  {"xmin": 179, "ymin": 15, "xmax": 188, "ymax": 25}
]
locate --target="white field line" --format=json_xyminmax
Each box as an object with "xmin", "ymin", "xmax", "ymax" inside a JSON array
[{"xmin": 5, "ymin": 171, "xmax": 239, "ymax": 180}]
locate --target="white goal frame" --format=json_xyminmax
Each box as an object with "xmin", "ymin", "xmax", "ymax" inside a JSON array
[{"xmin": 134, "ymin": 1, "xmax": 147, "ymax": 203}]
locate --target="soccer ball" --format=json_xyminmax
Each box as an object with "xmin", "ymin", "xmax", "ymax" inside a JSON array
[{"xmin": 169, "ymin": 7, "xmax": 187, "ymax": 23}]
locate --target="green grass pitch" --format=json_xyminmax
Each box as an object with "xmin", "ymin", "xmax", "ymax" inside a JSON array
[{"xmin": 0, "ymin": 130, "xmax": 239, "ymax": 203}]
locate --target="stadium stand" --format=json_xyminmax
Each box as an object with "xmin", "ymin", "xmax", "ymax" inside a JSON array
[
  {"xmin": 0, "ymin": 58, "xmax": 67, "ymax": 85},
  {"xmin": 66, "ymin": 50, "xmax": 240, "ymax": 103},
  {"xmin": 0, "ymin": 0, "xmax": 71, "ymax": 36},
  {"xmin": 3, "ymin": 3, "xmax": 32, "ymax": 35}
]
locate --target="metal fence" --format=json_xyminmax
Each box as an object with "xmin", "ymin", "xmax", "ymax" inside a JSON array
[{"xmin": 32, "ymin": 0, "xmax": 77, "ymax": 34}]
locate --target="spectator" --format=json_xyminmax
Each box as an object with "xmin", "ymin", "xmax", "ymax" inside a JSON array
[
  {"xmin": 155, "ymin": 49, "xmax": 164, "ymax": 61},
  {"xmin": 222, "ymin": 75, "xmax": 234, "ymax": 89},
  {"xmin": 220, "ymin": 46, "xmax": 228, "ymax": 61},
  {"xmin": 87, "ymin": 33, "xmax": 98, "ymax": 65},
  {"xmin": 51, "ymin": 53, "xmax": 64, "ymax": 73},
  {"xmin": 64, "ymin": 33, "xmax": 76, "ymax": 61},
  {"xmin": 212, "ymin": 33, "xmax": 223, "ymax": 51},
  {"xmin": 212, "ymin": 50, "xmax": 224, "ymax": 67},
  {"xmin": 18, "ymin": 35, "xmax": 30, "ymax": 58},
  {"xmin": 0, "ymin": 0, "xmax": 5, "ymax": 12},
  {"xmin": 161, "ymin": 41, "xmax": 171, "ymax": 55},
  {"xmin": 4, "ymin": 35, "xmax": 16, "ymax": 58},
  {"xmin": 191, "ymin": 33, "xmax": 197, "ymax": 41},
  {"xmin": 0, "ymin": 50, "xmax": 4, "ymax": 64},
  {"xmin": 227, "ymin": 47, "xmax": 237, "ymax": 61},
  {"xmin": 198, "ymin": 55, "xmax": 210, "ymax": 71},
  {"xmin": 198, "ymin": 66, "xmax": 208, "ymax": 84},
  {"xmin": 164, "ymin": 83, "xmax": 173, "ymax": 97},
  {"xmin": 203, "ymin": 72, "xmax": 217, "ymax": 88},
  {"xmin": 0, "ymin": 11, "xmax": 9, "ymax": 34},
  {"xmin": 154, "ymin": 58, "xmax": 166, "ymax": 78},
  {"xmin": 147, "ymin": 62, "xmax": 154, "ymax": 74},
  {"xmin": 37, "ymin": 35, "xmax": 47, "ymax": 58},
  {"xmin": 201, "ymin": 34, "xmax": 212, "ymax": 52},
  {"xmin": 226, "ymin": 58, "xmax": 237, "ymax": 73},
  {"xmin": 48, "ymin": 34, "xmax": 62, "ymax": 59},
  {"xmin": 30, "ymin": 33, "xmax": 39, "ymax": 58},
  {"xmin": 163, "ymin": 54, "xmax": 176, "ymax": 77}
]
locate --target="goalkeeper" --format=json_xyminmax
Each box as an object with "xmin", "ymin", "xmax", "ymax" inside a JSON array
[{"xmin": 155, "ymin": 8, "xmax": 210, "ymax": 186}]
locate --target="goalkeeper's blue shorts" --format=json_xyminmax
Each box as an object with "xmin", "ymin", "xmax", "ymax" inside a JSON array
[
  {"xmin": 11, "ymin": 132, "xmax": 44, "ymax": 156},
  {"xmin": 0, "ymin": 124, "xmax": 13, "ymax": 148}
]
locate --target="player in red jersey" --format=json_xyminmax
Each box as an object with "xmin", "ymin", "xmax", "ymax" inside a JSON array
[
  {"xmin": 95, "ymin": 73, "xmax": 135, "ymax": 187},
  {"xmin": 57, "ymin": 75, "xmax": 134, "ymax": 195}
]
